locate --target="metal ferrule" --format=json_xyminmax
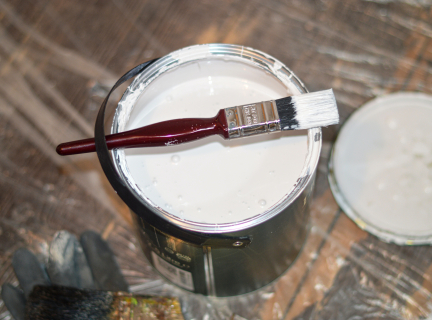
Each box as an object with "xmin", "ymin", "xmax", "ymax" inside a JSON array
[{"xmin": 225, "ymin": 101, "xmax": 281, "ymax": 139}]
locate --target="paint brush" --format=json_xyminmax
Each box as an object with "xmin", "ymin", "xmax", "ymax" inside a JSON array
[
  {"xmin": 25, "ymin": 285, "xmax": 185, "ymax": 320},
  {"xmin": 56, "ymin": 89, "xmax": 338, "ymax": 156}
]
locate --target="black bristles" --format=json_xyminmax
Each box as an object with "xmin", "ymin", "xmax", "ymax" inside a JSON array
[
  {"xmin": 275, "ymin": 96, "xmax": 299, "ymax": 129},
  {"xmin": 25, "ymin": 285, "xmax": 114, "ymax": 320}
]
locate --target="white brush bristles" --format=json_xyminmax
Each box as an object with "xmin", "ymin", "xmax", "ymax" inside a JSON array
[{"xmin": 292, "ymin": 89, "xmax": 339, "ymax": 129}]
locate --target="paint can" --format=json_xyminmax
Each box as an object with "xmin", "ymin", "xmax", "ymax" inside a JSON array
[
  {"xmin": 329, "ymin": 92, "xmax": 432, "ymax": 245},
  {"xmin": 95, "ymin": 44, "xmax": 322, "ymax": 296}
]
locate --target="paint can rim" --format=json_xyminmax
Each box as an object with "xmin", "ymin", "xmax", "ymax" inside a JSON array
[{"xmin": 111, "ymin": 43, "xmax": 322, "ymax": 234}]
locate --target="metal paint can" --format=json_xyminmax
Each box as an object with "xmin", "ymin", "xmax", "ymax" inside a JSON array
[{"xmin": 97, "ymin": 44, "xmax": 321, "ymax": 296}]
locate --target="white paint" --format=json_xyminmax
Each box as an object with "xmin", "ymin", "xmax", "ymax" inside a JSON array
[
  {"xmin": 332, "ymin": 93, "xmax": 432, "ymax": 242},
  {"xmin": 122, "ymin": 59, "xmax": 309, "ymax": 223},
  {"xmin": 117, "ymin": 58, "xmax": 308, "ymax": 224},
  {"xmin": 116, "ymin": 59, "xmax": 307, "ymax": 223}
]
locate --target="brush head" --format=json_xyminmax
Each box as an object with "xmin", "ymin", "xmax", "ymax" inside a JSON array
[
  {"xmin": 25, "ymin": 285, "xmax": 184, "ymax": 320},
  {"xmin": 276, "ymin": 89, "xmax": 339, "ymax": 130},
  {"xmin": 26, "ymin": 286, "xmax": 113, "ymax": 319}
]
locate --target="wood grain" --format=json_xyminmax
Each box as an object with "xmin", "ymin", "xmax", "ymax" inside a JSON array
[{"xmin": 0, "ymin": 0, "xmax": 431, "ymax": 319}]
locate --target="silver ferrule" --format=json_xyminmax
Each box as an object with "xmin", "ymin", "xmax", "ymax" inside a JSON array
[{"xmin": 225, "ymin": 100, "xmax": 281, "ymax": 139}]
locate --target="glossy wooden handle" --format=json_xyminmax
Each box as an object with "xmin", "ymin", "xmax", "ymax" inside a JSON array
[{"xmin": 56, "ymin": 110, "xmax": 229, "ymax": 156}]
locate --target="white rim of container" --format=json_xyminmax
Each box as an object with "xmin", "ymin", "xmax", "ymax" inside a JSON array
[{"xmin": 112, "ymin": 43, "xmax": 322, "ymax": 234}]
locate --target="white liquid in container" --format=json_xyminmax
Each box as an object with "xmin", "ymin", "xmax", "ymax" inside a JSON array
[
  {"xmin": 332, "ymin": 93, "xmax": 432, "ymax": 242},
  {"xmin": 119, "ymin": 59, "xmax": 308, "ymax": 224}
]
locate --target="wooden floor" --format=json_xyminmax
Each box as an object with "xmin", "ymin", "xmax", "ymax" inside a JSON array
[{"xmin": 0, "ymin": 0, "xmax": 432, "ymax": 319}]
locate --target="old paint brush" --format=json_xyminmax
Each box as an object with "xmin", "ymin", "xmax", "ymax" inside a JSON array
[
  {"xmin": 25, "ymin": 285, "xmax": 185, "ymax": 320},
  {"xmin": 56, "ymin": 89, "xmax": 338, "ymax": 156}
]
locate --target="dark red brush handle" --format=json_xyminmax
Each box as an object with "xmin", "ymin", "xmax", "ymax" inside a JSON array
[{"xmin": 56, "ymin": 110, "xmax": 229, "ymax": 156}]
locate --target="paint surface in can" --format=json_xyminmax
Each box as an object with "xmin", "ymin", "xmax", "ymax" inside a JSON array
[{"xmin": 120, "ymin": 59, "xmax": 308, "ymax": 224}]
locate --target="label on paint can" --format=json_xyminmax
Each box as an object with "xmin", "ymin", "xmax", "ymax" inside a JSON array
[{"xmin": 151, "ymin": 251, "xmax": 194, "ymax": 291}]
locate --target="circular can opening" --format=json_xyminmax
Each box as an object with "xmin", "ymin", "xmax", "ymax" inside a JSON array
[{"xmin": 112, "ymin": 44, "xmax": 321, "ymax": 234}]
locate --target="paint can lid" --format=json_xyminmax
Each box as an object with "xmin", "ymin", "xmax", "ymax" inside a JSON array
[{"xmin": 329, "ymin": 92, "xmax": 432, "ymax": 245}]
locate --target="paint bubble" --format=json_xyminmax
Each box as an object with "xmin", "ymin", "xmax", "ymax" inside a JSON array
[
  {"xmin": 424, "ymin": 187, "xmax": 432, "ymax": 194},
  {"xmin": 388, "ymin": 119, "xmax": 397, "ymax": 129},
  {"xmin": 152, "ymin": 179, "xmax": 158, "ymax": 186},
  {"xmin": 259, "ymin": 199, "xmax": 266, "ymax": 207},
  {"xmin": 171, "ymin": 155, "xmax": 180, "ymax": 164},
  {"xmin": 228, "ymin": 211, "xmax": 232, "ymax": 215},
  {"xmin": 178, "ymin": 195, "xmax": 183, "ymax": 201},
  {"xmin": 197, "ymin": 208, "xmax": 201, "ymax": 213},
  {"xmin": 179, "ymin": 210, "xmax": 184, "ymax": 220},
  {"xmin": 269, "ymin": 171, "xmax": 274, "ymax": 175},
  {"xmin": 377, "ymin": 182, "xmax": 386, "ymax": 190}
]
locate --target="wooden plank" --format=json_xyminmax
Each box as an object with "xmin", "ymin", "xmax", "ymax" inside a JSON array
[{"xmin": 0, "ymin": 0, "xmax": 432, "ymax": 318}]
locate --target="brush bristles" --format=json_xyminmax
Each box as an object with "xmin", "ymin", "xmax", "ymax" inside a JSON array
[
  {"xmin": 26, "ymin": 286, "xmax": 113, "ymax": 319},
  {"xmin": 25, "ymin": 285, "xmax": 185, "ymax": 320},
  {"xmin": 276, "ymin": 89, "xmax": 339, "ymax": 130}
]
